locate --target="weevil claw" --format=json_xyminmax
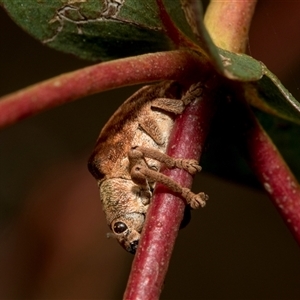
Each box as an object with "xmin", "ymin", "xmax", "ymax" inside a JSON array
[
  {"xmin": 182, "ymin": 188, "xmax": 208, "ymax": 209},
  {"xmin": 175, "ymin": 159, "xmax": 202, "ymax": 175}
]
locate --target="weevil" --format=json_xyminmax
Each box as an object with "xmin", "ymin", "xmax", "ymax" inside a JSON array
[{"xmin": 88, "ymin": 81, "xmax": 208, "ymax": 254}]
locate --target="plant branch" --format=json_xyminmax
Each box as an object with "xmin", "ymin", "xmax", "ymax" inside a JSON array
[
  {"xmin": 231, "ymin": 93, "xmax": 300, "ymax": 245},
  {"xmin": 123, "ymin": 77, "xmax": 219, "ymax": 300},
  {"xmin": 204, "ymin": 0, "xmax": 257, "ymax": 53},
  {"xmin": 0, "ymin": 50, "xmax": 208, "ymax": 130}
]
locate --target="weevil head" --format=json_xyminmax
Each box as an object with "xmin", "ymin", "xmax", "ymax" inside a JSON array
[
  {"xmin": 110, "ymin": 213, "xmax": 145, "ymax": 253},
  {"xmin": 99, "ymin": 178, "xmax": 150, "ymax": 254}
]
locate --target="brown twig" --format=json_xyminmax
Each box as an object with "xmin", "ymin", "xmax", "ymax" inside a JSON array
[
  {"xmin": 0, "ymin": 50, "xmax": 208, "ymax": 130},
  {"xmin": 123, "ymin": 78, "xmax": 219, "ymax": 300}
]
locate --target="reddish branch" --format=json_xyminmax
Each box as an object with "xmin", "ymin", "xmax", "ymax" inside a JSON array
[
  {"xmin": 0, "ymin": 50, "xmax": 208, "ymax": 130},
  {"xmin": 124, "ymin": 78, "xmax": 219, "ymax": 300},
  {"xmin": 231, "ymin": 94, "xmax": 300, "ymax": 244}
]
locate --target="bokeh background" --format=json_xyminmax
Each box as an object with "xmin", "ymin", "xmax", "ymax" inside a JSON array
[{"xmin": 1, "ymin": 1, "xmax": 300, "ymax": 299}]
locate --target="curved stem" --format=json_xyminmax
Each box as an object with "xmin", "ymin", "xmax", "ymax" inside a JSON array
[
  {"xmin": 231, "ymin": 93, "xmax": 300, "ymax": 245},
  {"xmin": 204, "ymin": 0, "xmax": 257, "ymax": 53},
  {"xmin": 0, "ymin": 50, "xmax": 207, "ymax": 130}
]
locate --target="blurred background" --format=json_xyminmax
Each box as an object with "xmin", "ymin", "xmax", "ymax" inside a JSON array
[{"xmin": 1, "ymin": 1, "xmax": 300, "ymax": 299}]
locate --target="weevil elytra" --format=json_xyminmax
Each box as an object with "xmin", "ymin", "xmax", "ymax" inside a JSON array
[{"xmin": 88, "ymin": 81, "xmax": 208, "ymax": 254}]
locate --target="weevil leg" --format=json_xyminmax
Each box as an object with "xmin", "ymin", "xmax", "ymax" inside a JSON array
[
  {"xmin": 130, "ymin": 163, "xmax": 208, "ymax": 209},
  {"xmin": 138, "ymin": 96, "xmax": 193, "ymax": 146},
  {"xmin": 150, "ymin": 83, "xmax": 204, "ymax": 112},
  {"xmin": 130, "ymin": 147, "xmax": 201, "ymax": 175},
  {"xmin": 150, "ymin": 98, "xmax": 185, "ymax": 115},
  {"xmin": 127, "ymin": 149, "xmax": 153, "ymax": 202},
  {"xmin": 138, "ymin": 115, "xmax": 165, "ymax": 145},
  {"xmin": 181, "ymin": 82, "xmax": 203, "ymax": 105}
]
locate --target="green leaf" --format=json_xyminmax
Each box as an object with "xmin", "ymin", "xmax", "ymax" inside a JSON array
[
  {"xmin": 243, "ymin": 65, "xmax": 300, "ymax": 125},
  {"xmin": 205, "ymin": 49, "xmax": 300, "ymax": 124},
  {"xmin": 217, "ymin": 49, "xmax": 263, "ymax": 81},
  {"xmin": 0, "ymin": 0, "xmax": 175, "ymax": 61}
]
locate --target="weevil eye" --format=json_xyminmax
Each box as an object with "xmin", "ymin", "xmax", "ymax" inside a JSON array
[{"xmin": 113, "ymin": 222, "xmax": 128, "ymax": 234}]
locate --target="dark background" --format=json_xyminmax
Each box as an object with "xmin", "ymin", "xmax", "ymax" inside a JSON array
[{"xmin": 1, "ymin": 1, "xmax": 300, "ymax": 299}]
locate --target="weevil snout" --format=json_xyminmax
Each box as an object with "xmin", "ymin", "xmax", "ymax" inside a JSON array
[
  {"xmin": 127, "ymin": 240, "xmax": 139, "ymax": 254},
  {"xmin": 110, "ymin": 213, "xmax": 145, "ymax": 254},
  {"xmin": 119, "ymin": 232, "xmax": 140, "ymax": 254}
]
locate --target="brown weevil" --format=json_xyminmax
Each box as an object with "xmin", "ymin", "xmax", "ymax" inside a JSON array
[{"xmin": 88, "ymin": 81, "xmax": 208, "ymax": 254}]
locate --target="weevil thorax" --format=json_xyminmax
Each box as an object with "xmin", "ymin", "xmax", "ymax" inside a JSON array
[{"xmin": 99, "ymin": 178, "xmax": 150, "ymax": 253}]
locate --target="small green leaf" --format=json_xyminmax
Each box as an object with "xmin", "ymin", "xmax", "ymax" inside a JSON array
[
  {"xmin": 1, "ymin": 0, "xmax": 175, "ymax": 61},
  {"xmin": 243, "ymin": 66, "xmax": 300, "ymax": 124},
  {"xmin": 217, "ymin": 49, "xmax": 264, "ymax": 81},
  {"xmin": 207, "ymin": 49, "xmax": 300, "ymax": 124}
]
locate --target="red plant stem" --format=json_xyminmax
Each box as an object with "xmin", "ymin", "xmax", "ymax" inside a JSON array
[
  {"xmin": 124, "ymin": 79, "xmax": 218, "ymax": 300},
  {"xmin": 0, "ymin": 50, "xmax": 208, "ymax": 130},
  {"xmin": 232, "ymin": 93, "xmax": 300, "ymax": 244}
]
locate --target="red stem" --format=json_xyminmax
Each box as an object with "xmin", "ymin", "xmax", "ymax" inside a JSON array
[
  {"xmin": 232, "ymin": 94, "xmax": 300, "ymax": 244},
  {"xmin": 124, "ymin": 78, "xmax": 218, "ymax": 300},
  {"xmin": 0, "ymin": 50, "xmax": 208, "ymax": 130}
]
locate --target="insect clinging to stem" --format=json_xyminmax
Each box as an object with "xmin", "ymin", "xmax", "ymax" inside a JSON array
[{"xmin": 88, "ymin": 80, "xmax": 208, "ymax": 254}]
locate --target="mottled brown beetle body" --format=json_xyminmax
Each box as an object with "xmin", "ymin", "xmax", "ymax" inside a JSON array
[{"xmin": 88, "ymin": 81, "xmax": 208, "ymax": 253}]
